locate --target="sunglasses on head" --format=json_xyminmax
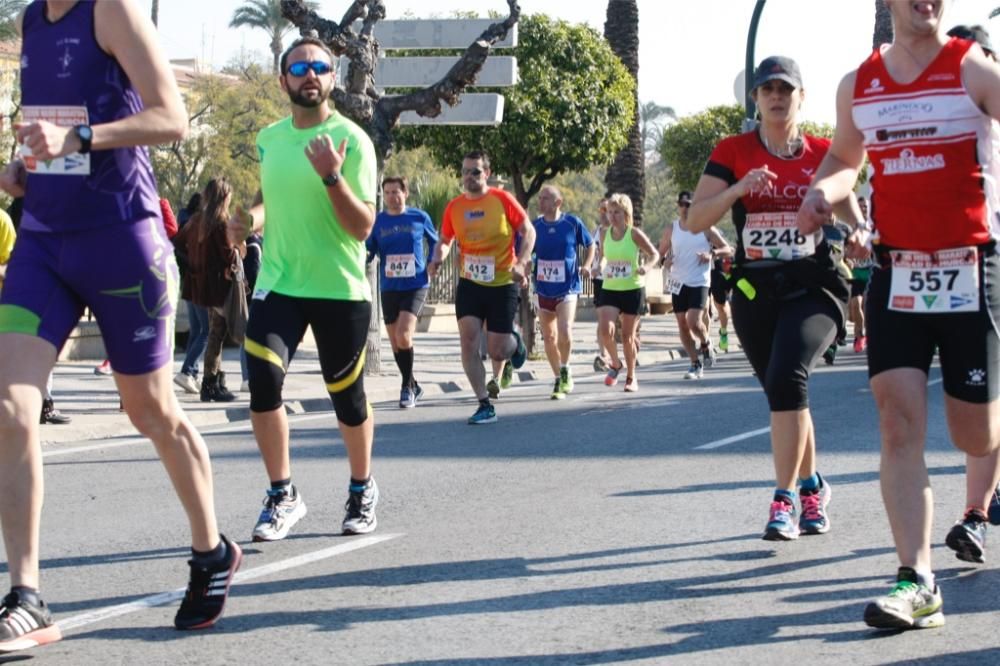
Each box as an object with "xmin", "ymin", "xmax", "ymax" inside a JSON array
[
  {"xmin": 462, "ymin": 168, "xmax": 483, "ymax": 176},
  {"xmin": 286, "ymin": 60, "xmax": 333, "ymax": 77}
]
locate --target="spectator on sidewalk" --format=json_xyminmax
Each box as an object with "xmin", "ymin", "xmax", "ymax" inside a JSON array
[{"xmin": 239, "ymin": 231, "xmax": 263, "ymax": 392}]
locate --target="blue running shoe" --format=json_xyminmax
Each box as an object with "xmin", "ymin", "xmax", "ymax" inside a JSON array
[
  {"xmin": 510, "ymin": 330, "xmax": 527, "ymax": 369},
  {"xmin": 763, "ymin": 499, "xmax": 799, "ymax": 541},
  {"xmin": 799, "ymin": 477, "xmax": 832, "ymax": 535},
  {"xmin": 468, "ymin": 402, "xmax": 497, "ymax": 425}
]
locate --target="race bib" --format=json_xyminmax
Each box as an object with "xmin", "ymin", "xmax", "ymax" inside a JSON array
[
  {"xmin": 463, "ymin": 254, "xmax": 495, "ymax": 282},
  {"xmin": 536, "ymin": 259, "xmax": 565, "ymax": 283},
  {"xmin": 20, "ymin": 106, "xmax": 91, "ymax": 176},
  {"xmin": 605, "ymin": 260, "xmax": 632, "ymax": 280},
  {"xmin": 889, "ymin": 246, "xmax": 979, "ymax": 313},
  {"xmin": 742, "ymin": 212, "xmax": 815, "ymax": 261},
  {"xmin": 384, "ymin": 253, "xmax": 416, "ymax": 279},
  {"xmin": 666, "ymin": 277, "xmax": 683, "ymax": 295}
]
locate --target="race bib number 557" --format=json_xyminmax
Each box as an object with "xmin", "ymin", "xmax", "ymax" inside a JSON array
[{"xmin": 889, "ymin": 246, "xmax": 979, "ymax": 313}]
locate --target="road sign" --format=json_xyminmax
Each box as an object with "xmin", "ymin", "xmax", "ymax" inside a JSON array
[
  {"xmin": 398, "ymin": 93, "xmax": 504, "ymax": 125},
  {"xmin": 341, "ymin": 56, "xmax": 518, "ymax": 88},
  {"xmin": 356, "ymin": 19, "xmax": 518, "ymax": 50}
]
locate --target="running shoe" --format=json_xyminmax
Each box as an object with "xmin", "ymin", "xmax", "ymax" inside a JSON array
[
  {"xmin": 468, "ymin": 402, "xmax": 497, "ymax": 425},
  {"xmin": 550, "ymin": 378, "xmax": 566, "ymax": 400},
  {"xmin": 0, "ymin": 591, "xmax": 61, "ymax": 653},
  {"xmin": 174, "ymin": 371, "xmax": 199, "ymax": 394},
  {"xmin": 510, "ymin": 330, "xmax": 527, "ymax": 369},
  {"xmin": 604, "ymin": 364, "xmax": 622, "ymax": 387},
  {"xmin": 400, "ymin": 386, "xmax": 416, "ymax": 409},
  {"xmin": 593, "ymin": 355, "xmax": 608, "ymax": 372},
  {"xmin": 342, "ymin": 478, "xmax": 379, "ymax": 534},
  {"xmin": 701, "ymin": 341, "xmax": 716, "ymax": 368},
  {"xmin": 412, "ymin": 383, "xmax": 425, "ymax": 405},
  {"xmin": 799, "ymin": 477, "xmax": 832, "ymax": 535},
  {"xmin": 823, "ymin": 344, "xmax": 837, "ymax": 366},
  {"xmin": 864, "ymin": 567, "xmax": 944, "ymax": 630},
  {"xmin": 500, "ymin": 360, "xmax": 514, "ymax": 389},
  {"xmin": 763, "ymin": 499, "xmax": 799, "ymax": 541},
  {"xmin": 559, "ymin": 366, "xmax": 574, "ymax": 394},
  {"xmin": 989, "ymin": 484, "xmax": 1000, "ymax": 526},
  {"xmin": 486, "ymin": 378, "xmax": 500, "ymax": 400},
  {"xmin": 174, "ymin": 534, "xmax": 243, "ymax": 630},
  {"xmin": 93, "ymin": 359, "xmax": 112, "ymax": 376},
  {"xmin": 252, "ymin": 487, "xmax": 307, "ymax": 542},
  {"xmin": 853, "ymin": 335, "xmax": 868, "ymax": 353},
  {"xmin": 719, "ymin": 330, "xmax": 729, "ymax": 353},
  {"xmin": 945, "ymin": 508, "xmax": 987, "ymax": 564},
  {"xmin": 684, "ymin": 362, "xmax": 703, "ymax": 380},
  {"xmin": 624, "ymin": 376, "xmax": 638, "ymax": 392}
]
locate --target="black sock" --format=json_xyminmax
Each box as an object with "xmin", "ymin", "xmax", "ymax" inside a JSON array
[
  {"xmin": 10, "ymin": 586, "xmax": 40, "ymax": 607},
  {"xmin": 191, "ymin": 537, "xmax": 228, "ymax": 567},
  {"xmin": 270, "ymin": 478, "xmax": 292, "ymax": 496},
  {"xmin": 479, "ymin": 397, "xmax": 491, "ymax": 408},
  {"xmin": 396, "ymin": 348, "xmax": 414, "ymax": 387},
  {"xmin": 349, "ymin": 477, "xmax": 370, "ymax": 493}
]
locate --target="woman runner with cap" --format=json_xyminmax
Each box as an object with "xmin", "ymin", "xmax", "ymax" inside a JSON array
[{"xmin": 687, "ymin": 56, "xmax": 862, "ymax": 541}]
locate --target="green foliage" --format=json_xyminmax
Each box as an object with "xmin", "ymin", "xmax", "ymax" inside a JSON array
[
  {"xmin": 150, "ymin": 65, "xmax": 286, "ymax": 211},
  {"xmin": 800, "ymin": 120, "xmax": 835, "ymax": 140},
  {"xmin": 658, "ymin": 104, "xmax": 744, "ymax": 193},
  {"xmin": 383, "ymin": 146, "xmax": 461, "ymax": 226},
  {"xmin": 0, "ymin": 0, "xmax": 26, "ymax": 41},
  {"xmin": 395, "ymin": 13, "xmax": 635, "ymax": 207}
]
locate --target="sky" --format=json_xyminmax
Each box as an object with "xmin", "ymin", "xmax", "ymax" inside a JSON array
[{"xmin": 141, "ymin": 0, "xmax": 996, "ymax": 125}]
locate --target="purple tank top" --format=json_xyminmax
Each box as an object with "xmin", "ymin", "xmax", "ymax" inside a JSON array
[{"xmin": 19, "ymin": 0, "xmax": 161, "ymax": 233}]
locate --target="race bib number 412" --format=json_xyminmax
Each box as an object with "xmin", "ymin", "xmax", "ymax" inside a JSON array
[
  {"xmin": 463, "ymin": 254, "xmax": 496, "ymax": 282},
  {"xmin": 742, "ymin": 212, "xmax": 814, "ymax": 261},
  {"xmin": 889, "ymin": 246, "xmax": 979, "ymax": 313}
]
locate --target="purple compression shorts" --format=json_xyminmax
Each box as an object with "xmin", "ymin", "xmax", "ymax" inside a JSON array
[{"xmin": 0, "ymin": 217, "xmax": 178, "ymax": 375}]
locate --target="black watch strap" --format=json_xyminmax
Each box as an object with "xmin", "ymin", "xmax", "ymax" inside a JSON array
[
  {"xmin": 322, "ymin": 172, "xmax": 341, "ymax": 188},
  {"xmin": 74, "ymin": 125, "xmax": 93, "ymax": 154}
]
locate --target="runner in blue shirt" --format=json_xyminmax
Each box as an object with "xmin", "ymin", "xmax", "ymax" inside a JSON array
[
  {"xmin": 366, "ymin": 176, "xmax": 439, "ymax": 407},
  {"xmin": 532, "ymin": 185, "xmax": 594, "ymax": 399}
]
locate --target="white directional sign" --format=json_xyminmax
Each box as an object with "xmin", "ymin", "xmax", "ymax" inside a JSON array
[
  {"xmin": 356, "ymin": 19, "xmax": 518, "ymax": 50},
  {"xmin": 341, "ymin": 56, "xmax": 518, "ymax": 88},
  {"xmin": 398, "ymin": 93, "xmax": 504, "ymax": 126}
]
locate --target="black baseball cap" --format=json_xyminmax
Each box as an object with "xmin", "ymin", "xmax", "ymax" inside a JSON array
[
  {"xmin": 752, "ymin": 55, "xmax": 803, "ymax": 90},
  {"xmin": 677, "ymin": 191, "xmax": 692, "ymax": 206},
  {"xmin": 947, "ymin": 24, "xmax": 994, "ymax": 57}
]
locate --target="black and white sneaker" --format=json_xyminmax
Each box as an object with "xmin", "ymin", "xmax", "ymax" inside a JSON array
[
  {"xmin": 342, "ymin": 478, "xmax": 379, "ymax": 535},
  {"xmin": 0, "ymin": 592, "xmax": 61, "ymax": 653},
  {"xmin": 252, "ymin": 486, "xmax": 307, "ymax": 542},
  {"xmin": 174, "ymin": 535, "xmax": 243, "ymax": 630}
]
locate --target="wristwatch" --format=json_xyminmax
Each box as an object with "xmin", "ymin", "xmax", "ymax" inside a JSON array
[
  {"xmin": 73, "ymin": 125, "xmax": 93, "ymax": 154},
  {"xmin": 322, "ymin": 171, "xmax": 341, "ymax": 188}
]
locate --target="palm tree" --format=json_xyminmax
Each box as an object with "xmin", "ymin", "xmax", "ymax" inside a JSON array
[
  {"xmin": 0, "ymin": 0, "xmax": 27, "ymax": 41},
  {"xmin": 873, "ymin": 0, "xmax": 893, "ymax": 50},
  {"xmin": 230, "ymin": 0, "xmax": 308, "ymax": 75},
  {"xmin": 640, "ymin": 101, "xmax": 675, "ymax": 162},
  {"xmin": 603, "ymin": 0, "xmax": 645, "ymax": 225}
]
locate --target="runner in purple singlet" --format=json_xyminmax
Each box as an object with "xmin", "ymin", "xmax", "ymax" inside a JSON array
[{"xmin": 0, "ymin": 0, "xmax": 241, "ymax": 652}]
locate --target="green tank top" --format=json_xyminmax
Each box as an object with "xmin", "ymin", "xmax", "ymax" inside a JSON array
[{"xmin": 602, "ymin": 226, "xmax": 643, "ymax": 291}]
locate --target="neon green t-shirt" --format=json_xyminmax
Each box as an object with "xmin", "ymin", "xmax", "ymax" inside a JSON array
[
  {"xmin": 0, "ymin": 209, "xmax": 14, "ymax": 266},
  {"xmin": 256, "ymin": 111, "xmax": 377, "ymax": 300}
]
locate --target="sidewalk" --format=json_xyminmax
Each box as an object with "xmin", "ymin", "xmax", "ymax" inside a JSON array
[{"xmin": 41, "ymin": 312, "xmax": 696, "ymax": 444}]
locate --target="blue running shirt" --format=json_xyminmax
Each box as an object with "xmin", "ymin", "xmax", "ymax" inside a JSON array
[
  {"xmin": 531, "ymin": 214, "xmax": 593, "ymax": 298},
  {"xmin": 366, "ymin": 207, "xmax": 439, "ymax": 292}
]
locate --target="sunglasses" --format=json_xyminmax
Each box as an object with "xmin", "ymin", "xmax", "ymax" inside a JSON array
[
  {"xmin": 286, "ymin": 60, "xmax": 333, "ymax": 77},
  {"xmin": 462, "ymin": 168, "xmax": 484, "ymax": 176}
]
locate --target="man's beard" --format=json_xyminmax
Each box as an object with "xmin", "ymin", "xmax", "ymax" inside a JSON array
[{"xmin": 288, "ymin": 85, "xmax": 330, "ymax": 108}]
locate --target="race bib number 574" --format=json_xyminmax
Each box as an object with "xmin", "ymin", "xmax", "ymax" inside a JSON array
[{"xmin": 889, "ymin": 246, "xmax": 979, "ymax": 313}]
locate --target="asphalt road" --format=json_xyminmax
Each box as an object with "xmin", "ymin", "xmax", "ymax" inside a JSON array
[{"xmin": 9, "ymin": 347, "xmax": 1000, "ymax": 665}]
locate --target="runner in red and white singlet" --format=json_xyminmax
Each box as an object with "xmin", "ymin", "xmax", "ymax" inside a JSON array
[{"xmin": 798, "ymin": 0, "xmax": 1000, "ymax": 631}]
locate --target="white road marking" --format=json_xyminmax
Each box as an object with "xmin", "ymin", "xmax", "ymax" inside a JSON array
[
  {"xmin": 694, "ymin": 426, "xmax": 771, "ymax": 451},
  {"xmin": 42, "ymin": 413, "xmax": 333, "ymax": 459},
  {"xmin": 57, "ymin": 533, "xmax": 402, "ymax": 633}
]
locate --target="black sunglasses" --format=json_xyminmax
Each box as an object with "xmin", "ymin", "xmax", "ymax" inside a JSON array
[
  {"xmin": 287, "ymin": 61, "xmax": 333, "ymax": 77},
  {"xmin": 462, "ymin": 168, "xmax": 484, "ymax": 176}
]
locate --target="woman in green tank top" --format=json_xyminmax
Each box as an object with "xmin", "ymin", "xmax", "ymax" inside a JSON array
[{"xmin": 596, "ymin": 193, "xmax": 659, "ymax": 392}]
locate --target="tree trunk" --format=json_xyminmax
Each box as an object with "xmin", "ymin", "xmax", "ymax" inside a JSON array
[
  {"xmin": 603, "ymin": 0, "xmax": 644, "ymax": 226},
  {"xmin": 873, "ymin": 0, "xmax": 893, "ymax": 50},
  {"xmin": 151, "ymin": 0, "xmax": 159, "ymax": 27},
  {"xmin": 271, "ymin": 36, "xmax": 283, "ymax": 75}
]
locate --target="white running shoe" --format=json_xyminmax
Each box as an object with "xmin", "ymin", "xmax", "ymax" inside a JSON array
[{"xmin": 252, "ymin": 487, "xmax": 307, "ymax": 542}]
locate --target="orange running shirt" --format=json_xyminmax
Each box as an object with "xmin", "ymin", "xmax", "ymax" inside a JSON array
[{"xmin": 441, "ymin": 188, "xmax": 528, "ymax": 286}]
